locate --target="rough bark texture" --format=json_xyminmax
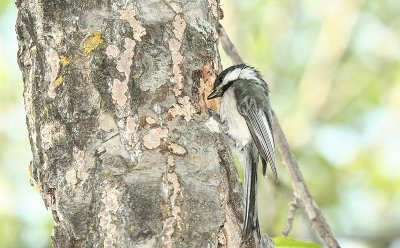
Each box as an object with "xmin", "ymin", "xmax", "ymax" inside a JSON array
[{"xmin": 16, "ymin": 0, "xmax": 248, "ymax": 247}]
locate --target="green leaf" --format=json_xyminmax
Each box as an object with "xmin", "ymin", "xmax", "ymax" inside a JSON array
[{"xmin": 273, "ymin": 237, "xmax": 322, "ymax": 248}]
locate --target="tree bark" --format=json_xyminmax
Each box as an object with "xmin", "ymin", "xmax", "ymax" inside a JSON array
[{"xmin": 16, "ymin": 0, "xmax": 249, "ymax": 247}]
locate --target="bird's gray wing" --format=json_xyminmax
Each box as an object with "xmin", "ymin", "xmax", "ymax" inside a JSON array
[{"xmin": 237, "ymin": 97, "xmax": 277, "ymax": 181}]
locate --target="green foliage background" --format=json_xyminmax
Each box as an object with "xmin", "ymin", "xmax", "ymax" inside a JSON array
[
  {"xmin": 221, "ymin": 1, "xmax": 400, "ymax": 247},
  {"xmin": 0, "ymin": 0, "xmax": 399, "ymax": 247}
]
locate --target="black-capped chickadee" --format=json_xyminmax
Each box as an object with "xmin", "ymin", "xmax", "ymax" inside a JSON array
[{"xmin": 207, "ymin": 64, "xmax": 276, "ymax": 241}]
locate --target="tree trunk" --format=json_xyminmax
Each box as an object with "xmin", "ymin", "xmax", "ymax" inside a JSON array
[{"xmin": 16, "ymin": 0, "xmax": 251, "ymax": 247}]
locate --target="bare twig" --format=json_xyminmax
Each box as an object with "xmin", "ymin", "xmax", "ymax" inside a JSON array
[
  {"xmin": 218, "ymin": 24, "xmax": 341, "ymax": 248},
  {"xmin": 272, "ymin": 114, "xmax": 340, "ymax": 247},
  {"xmin": 217, "ymin": 24, "xmax": 243, "ymax": 65},
  {"xmin": 282, "ymin": 195, "xmax": 299, "ymax": 237}
]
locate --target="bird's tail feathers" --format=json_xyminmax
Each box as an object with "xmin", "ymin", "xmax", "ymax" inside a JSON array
[{"xmin": 242, "ymin": 150, "xmax": 260, "ymax": 241}]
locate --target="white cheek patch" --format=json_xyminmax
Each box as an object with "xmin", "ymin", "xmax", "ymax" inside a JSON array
[
  {"xmin": 218, "ymin": 67, "xmax": 262, "ymax": 91},
  {"xmin": 222, "ymin": 69, "xmax": 242, "ymax": 86},
  {"xmin": 239, "ymin": 67, "xmax": 260, "ymax": 81}
]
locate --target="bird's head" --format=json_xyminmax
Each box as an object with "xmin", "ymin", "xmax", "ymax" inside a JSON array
[{"xmin": 207, "ymin": 64, "xmax": 263, "ymax": 99}]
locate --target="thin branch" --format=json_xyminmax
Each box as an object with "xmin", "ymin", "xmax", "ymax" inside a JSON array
[
  {"xmin": 272, "ymin": 114, "xmax": 340, "ymax": 247},
  {"xmin": 217, "ymin": 24, "xmax": 243, "ymax": 65},
  {"xmin": 282, "ymin": 195, "xmax": 299, "ymax": 237},
  {"xmin": 218, "ymin": 24, "xmax": 341, "ymax": 248}
]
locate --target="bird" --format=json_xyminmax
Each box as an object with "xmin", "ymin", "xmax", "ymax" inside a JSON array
[{"xmin": 207, "ymin": 64, "xmax": 276, "ymax": 241}]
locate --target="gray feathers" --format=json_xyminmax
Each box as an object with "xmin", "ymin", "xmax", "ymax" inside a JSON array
[
  {"xmin": 234, "ymin": 80, "xmax": 276, "ymax": 180},
  {"xmin": 232, "ymin": 80, "xmax": 276, "ymax": 241},
  {"xmin": 241, "ymin": 105, "xmax": 277, "ymax": 180},
  {"xmin": 209, "ymin": 64, "xmax": 276, "ymax": 242},
  {"xmin": 242, "ymin": 143, "xmax": 260, "ymax": 240}
]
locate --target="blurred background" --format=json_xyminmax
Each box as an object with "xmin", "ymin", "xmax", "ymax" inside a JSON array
[
  {"xmin": 221, "ymin": 0, "xmax": 400, "ymax": 247},
  {"xmin": 0, "ymin": 1, "xmax": 53, "ymax": 248},
  {"xmin": 0, "ymin": 0, "xmax": 399, "ymax": 247}
]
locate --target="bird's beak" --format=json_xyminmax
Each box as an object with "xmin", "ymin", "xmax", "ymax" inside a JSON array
[{"xmin": 207, "ymin": 90, "xmax": 219, "ymax": 100}]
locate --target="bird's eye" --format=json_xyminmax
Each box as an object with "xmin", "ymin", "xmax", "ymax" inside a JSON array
[
  {"xmin": 217, "ymin": 77, "xmax": 223, "ymax": 86},
  {"xmin": 214, "ymin": 77, "xmax": 222, "ymax": 88}
]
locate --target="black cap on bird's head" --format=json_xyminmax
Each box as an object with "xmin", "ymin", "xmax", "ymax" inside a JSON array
[{"xmin": 207, "ymin": 64, "xmax": 264, "ymax": 100}]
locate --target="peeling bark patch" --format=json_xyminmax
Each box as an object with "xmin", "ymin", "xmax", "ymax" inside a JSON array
[
  {"xmin": 208, "ymin": 0, "xmax": 220, "ymax": 19},
  {"xmin": 123, "ymin": 115, "xmax": 142, "ymax": 161},
  {"xmin": 75, "ymin": 149, "xmax": 90, "ymax": 182},
  {"xmin": 162, "ymin": 155, "xmax": 182, "ymax": 247},
  {"xmin": 106, "ymin": 5, "xmax": 147, "ymax": 163},
  {"xmin": 145, "ymin": 116, "xmax": 157, "ymax": 125},
  {"xmin": 143, "ymin": 127, "xmax": 168, "ymax": 149},
  {"xmin": 167, "ymin": 172, "xmax": 182, "ymax": 225},
  {"xmin": 167, "ymin": 155, "xmax": 175, "ymax": 168},
  {"xmin": 47, "ymin": 48, "xmax": 60, "ymax": 98},
  {"xmin": 169, "ymin": 15, "xmax": 186, "ymax": 96},
  {"xmin": 169, "ymin": 37, "xmax": 184, "ymax": 96},
  {"xmin": 99, "ymin": 111, "xmax": 118, "ymax": 132},
  {"xmin": 106, "ymin": 45, "xmax": 119, "ymax": 58},
  {"xmin": 170, "ymin": 3, "xmax": 182, "ymax": 14},
  {"xmin": 83, "ymin": 30, "xmax": 104, "ymax": 54},
  {"xmin": 168, "ymin": 96, "xmax": 195, "ymax": 122},
  {"xmin": 125, "ymin": 116, "xmax": 137, "ymax": 146},
  {"xmin": 99, "ymin": 185, "xmax": 122, "ymax": 248},
  {"xmin": 116, "ymin": 38, "xmax": 136, "ymax": 83},
  {"xmin": 48, "ymin": 52, "xmax": 71, "ymax": 98},
  {"xmin": 48, "ymin": 48, "xmax": 60, "ymax": 83},
  {"xmin": 48, "ymin": 83, "xmax": 57, "ymax": 99},
  {"xmin": 162, "ymin": 217, "xmax": 174, "ymax": 248},
  {"xmin": 75, "ymin": 150, "xmax": 84, "ymax": 165},
  {"xmin": 65, "ymin": 168, "xmax": 78, "ymax": 186},
  {"xmin": 40, "ymin": 121, "xmax": 66, "ymax": 151},
  {"xmin": 173, "ymin": 15, "xmax": 186, "ymax": 41},
  {"xmin": 168, "ymin": 143, "xmax": 186, "ymax": 155},
  {"xmin": 119, "ymin": 7, "xmax": 146, "ymax": 41},
  {"xmin": 112, "ymin": 79, "xmax": 128, "ymax": 107},
  {"xmin": 168, "ymin": 7, "xmax": 186, "ymax": 96}
]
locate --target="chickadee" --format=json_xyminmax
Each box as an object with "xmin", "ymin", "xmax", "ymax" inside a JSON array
[{"xmin": 207, "ymin": 64, "xmax": 276, "ymax": 241}]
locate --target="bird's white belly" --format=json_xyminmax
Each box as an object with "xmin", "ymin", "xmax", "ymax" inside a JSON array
[{"xmin": 220, "ymin": 89, "xmax": 252, "ymax": 149}]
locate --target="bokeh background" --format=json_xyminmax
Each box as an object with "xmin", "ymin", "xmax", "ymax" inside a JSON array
[{"xmin": 0, "ymin": 0, "xmax": 399, "ymax": 247}]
